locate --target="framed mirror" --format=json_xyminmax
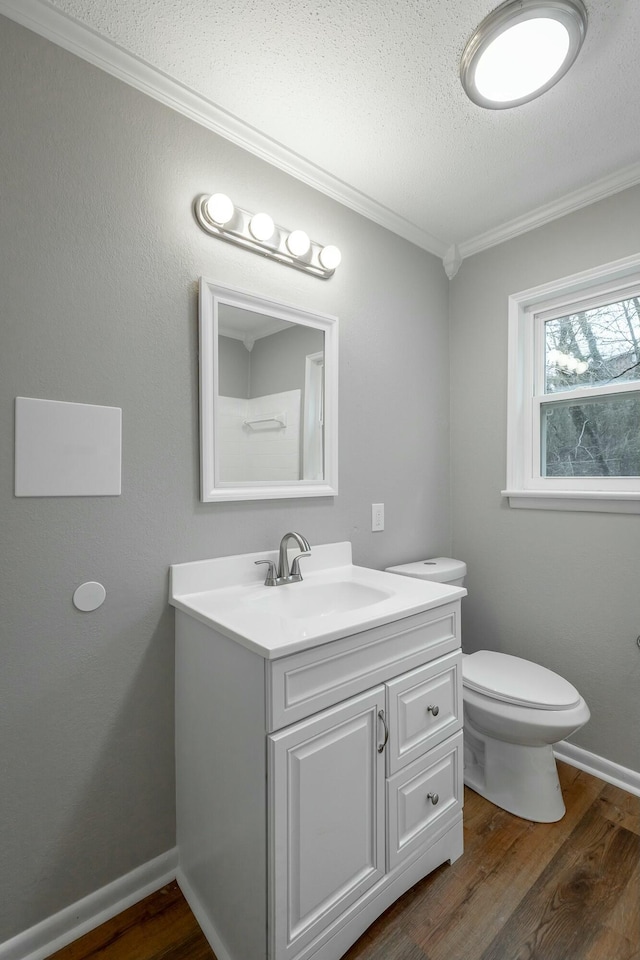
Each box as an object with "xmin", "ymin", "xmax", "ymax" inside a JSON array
[{"xmin": 199, "ymin": 279, "xmax": 338, "ymax": 501}]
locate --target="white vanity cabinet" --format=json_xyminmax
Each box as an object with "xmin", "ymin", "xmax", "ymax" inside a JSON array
[{"xmin": 174, "ymin": 595, "xmax": 464, "ymax": 960}]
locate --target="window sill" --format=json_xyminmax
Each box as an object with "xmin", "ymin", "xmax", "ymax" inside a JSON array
[{"xmin": 501, "ymin": 490, "xmax": 640, "ymax": 514}]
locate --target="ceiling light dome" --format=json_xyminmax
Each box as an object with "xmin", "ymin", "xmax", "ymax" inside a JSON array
[{"xmin": 461, "ymin": 0, "xmax": 587, "ymax": 109}]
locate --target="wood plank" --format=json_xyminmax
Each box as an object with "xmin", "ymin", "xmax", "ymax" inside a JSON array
[
  {"xmin": 47, "ymin": 882, "xmax": 216, "ymax": 960},
  {"xmin": 604, "ymin": 860, "xmax": 640, "ymax": 943},
  {"xmin": 405, "ymin": 766, "xmax": 605, "ymax": 960},
  {"xmin": 342, "ymin": 791, "xmax": 537, "ymax": 960},
  {"xmin": 343, "ymin": 920, "xmax": 428, "ymax": 960},
  {"xmin": 478, "ymin": 806, "xmax": 640, "ymax": 960},
  {"xmin": 597, "ymin": 781, "xmax": 640, "ymax": 836},
  {"xmin": 47, "ymin": 767, "xmax": 638, "ymax": 960},
  {"xmin": 582, "ymin": 923, "xmax": 640, "ymax": 960}
]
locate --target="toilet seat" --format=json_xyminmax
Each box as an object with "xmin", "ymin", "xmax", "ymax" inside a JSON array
[{"xmin": 463, "ymin": 651, "xmax": 580, "ymax": 710}]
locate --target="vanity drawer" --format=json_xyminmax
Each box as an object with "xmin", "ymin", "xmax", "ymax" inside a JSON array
[
  {"xmin": 385, "ymin": 651, "xmax": 462, "ymax": 775},
  {"xmin": 387, "ymin": 731, "xmax": 463, "ymax": 871},
  {"xmin": 266, "ymin": 603, "xmax": 460, "ymax": 732}
]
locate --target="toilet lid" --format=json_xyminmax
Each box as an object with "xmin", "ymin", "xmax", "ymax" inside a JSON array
[{"xmin": 462, "ymin": 651, "xmax": 581, "ymax": 710}]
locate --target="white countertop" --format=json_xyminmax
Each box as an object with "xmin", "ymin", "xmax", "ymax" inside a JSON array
[{"xmin": 169, "ymin": 542, "xmax": 465, "ymax": 659}]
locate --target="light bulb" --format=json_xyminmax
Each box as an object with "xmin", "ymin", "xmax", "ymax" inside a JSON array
[
  {"xmin": 205, "ymin": 193, "xmax": 234, "ymax": 225},
  {"xmin": 286, "ymin": 230, "xmax": 311, "ymax": 257},
  {"xmin": 249, "ymin": 212, "xmax": 275, "ymax": 242},
  {"xmin": 319, "ymin": 245, "xmax": 342, "ymax": 271}
]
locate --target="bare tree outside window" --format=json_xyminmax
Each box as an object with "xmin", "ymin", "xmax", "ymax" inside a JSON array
[{"xmin": 542, "ymin": 296, "xmax": 640, "ymax": 477}]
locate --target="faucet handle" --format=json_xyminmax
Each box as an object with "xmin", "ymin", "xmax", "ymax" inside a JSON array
[
  {"xmin": 290, "ymin": 553, "xmax": 311, "ymax": 580},
  {"xmin": 255, "ymin": 559, "xmax": 279, "ymax": 586}
]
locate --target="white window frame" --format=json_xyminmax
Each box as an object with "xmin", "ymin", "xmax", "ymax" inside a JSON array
[{"xmin": 503, "ymin": 253, "xmax": 640, "ymax": 514}]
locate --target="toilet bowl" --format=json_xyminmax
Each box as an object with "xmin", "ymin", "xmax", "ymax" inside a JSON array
[
  {"xmin": 462, "ymin": 650, "xmax": 590, "ymax": 821},
  {"xmin": 385, "ymin": 558, "xmax": 590, "ymax": 822}
]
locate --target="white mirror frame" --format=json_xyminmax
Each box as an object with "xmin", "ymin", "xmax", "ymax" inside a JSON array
[{"xmin": 199, "ymin": 278, "xmax": 338, "ymax": 502}]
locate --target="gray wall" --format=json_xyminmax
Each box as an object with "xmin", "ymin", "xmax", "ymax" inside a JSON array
[
  {"xmin": 450, "ymin": 185, "xmax": 640, "ymax": 772},
  {"xmin": 0, "ymin": 17, "xmax": 451, "ymax": 941},
  {"xmin": 250, "ymin": 325, "xmax": 324, "ymax": 398},
  {"xmin": 218, "ymin": 326, "xmax": 324, "ymax": 399},
  {"xmin": 218, "ymin": 335, "xmax": 250, "ymax": 398}
]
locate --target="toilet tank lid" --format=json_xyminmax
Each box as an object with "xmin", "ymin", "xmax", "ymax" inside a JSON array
[
  {"xmin": 385, "ymin": 557, "xmax": 467, "ymax": 583},
  {"xmin": 463, "ymin": 651, "xmax": 581, "ymax": 709}
]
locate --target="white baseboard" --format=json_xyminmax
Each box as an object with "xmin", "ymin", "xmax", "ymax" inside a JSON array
[
  {"xmin": 2, "ymin": 743, "xmax": 637, "ymax": 960},
  {"xmin": 0, "ymin": 848, "xmax": 178, "ymax": 960},
  {"xmin": 175, "ymin": 868, "xmax": 232, "ymax": 960},
  {"xmin": 554, "ymin": 741, "xmax": 640, "ymax": 797}
]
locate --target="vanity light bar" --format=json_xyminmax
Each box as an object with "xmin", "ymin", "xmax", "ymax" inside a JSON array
[{"xmin": 194, "ymin": 194, "xmax": 341, "ymax": 279}]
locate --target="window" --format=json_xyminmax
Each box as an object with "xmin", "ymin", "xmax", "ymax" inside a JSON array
[{"xmin": 504, "ymin": 254, "xmax": 640, "ymax": 513}]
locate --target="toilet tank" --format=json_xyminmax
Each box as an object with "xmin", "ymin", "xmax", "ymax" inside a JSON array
[{"xmin": 385, "ymin": 557, "xmax": 467, "ymax": 587}]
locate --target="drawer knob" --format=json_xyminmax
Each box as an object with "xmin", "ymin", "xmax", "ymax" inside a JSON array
[
  {"xmin": 427, "ymin": 704, "xmax": 440, "ymax": 716},
  {"xmin": 427, "ymin": 792, "xmax": 439, "ymax": 805}
]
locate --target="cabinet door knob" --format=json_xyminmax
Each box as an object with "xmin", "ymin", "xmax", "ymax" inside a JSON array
[
  {"xmin": 377, "ymin": 709, "xmax": 389, "ymax": 753},
  {"xmin": 427, "ymin": 792, "xmax": 439, "ymax": 805},
  {"xmin": 427, "ymin": 704, "xmax": 440, "ymax": 716}
]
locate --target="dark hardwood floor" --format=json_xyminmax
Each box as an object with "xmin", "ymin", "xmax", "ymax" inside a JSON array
[{"xmin": 48, "ymin": 763, "xmax": 640, "ymax": 960}]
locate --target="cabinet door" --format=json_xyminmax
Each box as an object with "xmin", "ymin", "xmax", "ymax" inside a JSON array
[{"xmin": 268, "ymin": 687, "xmax": 386, "ymax": 960}]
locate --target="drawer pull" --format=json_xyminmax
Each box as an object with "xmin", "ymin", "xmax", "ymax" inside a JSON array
[
  {"xmin": 426, "ymin": 704, "xmax": 440, "ymax": 716},
  {"xmin": 377, "ymin": 709, "xmax": 389, "ymax": 753},
  {"xmin": 427, "ymin": 792, "xmax": 440, "ymax": 805}
]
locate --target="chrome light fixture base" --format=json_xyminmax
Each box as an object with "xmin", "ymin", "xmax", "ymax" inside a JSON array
[
  {"xmin": 461, "ymin": 0, "xmax": 588, "ymax": 109},
  {"xmin": 194, "ymin": 195, "xmax": 340, "ymax": 279}
]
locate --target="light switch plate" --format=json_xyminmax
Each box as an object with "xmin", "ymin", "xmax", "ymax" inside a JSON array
[{"xmin": 15, "ymin": 397, "xmax": 122, "ymax": 496}]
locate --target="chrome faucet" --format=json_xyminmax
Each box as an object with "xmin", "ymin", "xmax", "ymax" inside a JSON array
[{"xmin": 255, "ymin": 531, "xmax": 311, "ymax": 586}]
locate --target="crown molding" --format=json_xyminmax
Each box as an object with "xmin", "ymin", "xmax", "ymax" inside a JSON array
[
  {"xmin": 442, "ymin": 244, "xmax": 462, "ymax": 279},
  {"xmin": 0, "ymin": 0, "xmax": 448, "ymax": 259},
  {"xmin": 458, "ymin": 160, "xmax": 640, "ymax": 261},
  {"xmin": 3, "ymin": 0, "xmax": 639, "ymax": 271}
]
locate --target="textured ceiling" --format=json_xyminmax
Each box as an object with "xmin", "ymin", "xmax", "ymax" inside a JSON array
[{"xmin": 5, "ymin": 0, "xmax": 640, "ymax": 261}]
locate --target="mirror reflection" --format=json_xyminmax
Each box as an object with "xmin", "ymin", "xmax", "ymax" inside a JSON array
[
  {"xmin": 198, "ymin": 278, "xmax": 338, "ymax": 502},
  {"xmin": 217, "ymin": 305, "xmax": 325, "ymax": 483}
]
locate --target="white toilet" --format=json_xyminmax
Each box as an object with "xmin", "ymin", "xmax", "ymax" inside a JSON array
[{"xmin": 385, "ymin": 558, "xmax": 590, "ymax": 822}]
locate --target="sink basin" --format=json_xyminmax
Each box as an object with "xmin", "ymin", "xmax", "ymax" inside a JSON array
[
  {"xmin": 249, "ymin": 581, "xmax": 392, "ymax": 619},
  {"xmin": 169, "ymin": 541, "xmax": 466, "ymax": 658}
]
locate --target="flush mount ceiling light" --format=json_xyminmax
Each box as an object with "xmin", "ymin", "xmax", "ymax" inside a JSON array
[
  {"xmin": 461, "ymin": 0, "xmax": 587, "ymax": 109},
  {"xmin": 194, "ymin": 193, "xmax": 341, "ymax": 279}
]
